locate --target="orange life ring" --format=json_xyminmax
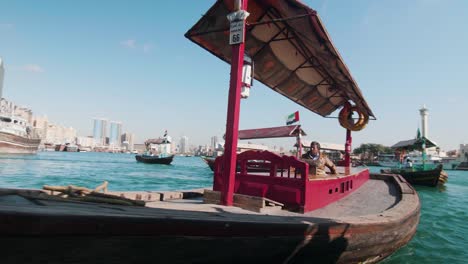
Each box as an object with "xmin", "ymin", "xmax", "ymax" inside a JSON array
[{"xmin": 339, "ymin": 103, "xmax": 369, "ymax": 131}]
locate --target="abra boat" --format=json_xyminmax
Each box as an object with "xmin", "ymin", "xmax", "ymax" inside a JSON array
[
  {"xmin": 135, "ymin": 153, "xmax": 174, "ymax": 164},
  {"xmin": 0, "ymin": 1, "xmax": 419, "ymax": 263},
  {"xmin": 0, "ymin": 168, "xmax": 419, "ymax": 264},
  {"xmin": 136, "ymin": 131, "xmax": 174, "ymax": 165},
  {"xmin": 381, "ymin": 164, "xmax": 447, "ymax": 187},
  {"xmin": 381, "ymin": 137, "xmax": 448, "ymax": 186}
]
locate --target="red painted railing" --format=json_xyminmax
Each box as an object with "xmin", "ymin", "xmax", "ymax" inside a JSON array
[{"xmin": 213, "ymin": 150, "xmax": 369, "ymax": 213}]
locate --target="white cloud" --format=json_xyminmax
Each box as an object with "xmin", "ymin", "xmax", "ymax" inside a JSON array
[
  {"xmin": 120, "ymin": 39, "xmax": 154, "ymax": 53},
  {"xmin": 22, "ymin": 64, "xmax": 45, "ymax": 73},
  {"xmin": 143, "ymin": 43, "xmax": 153, "ymax": 53},
  {"xmin": 120, "ymin": 39, "xmax": 137, "ymax": 49}
]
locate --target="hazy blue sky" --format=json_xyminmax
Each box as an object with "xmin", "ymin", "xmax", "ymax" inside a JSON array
[{"xmin": 1, "ymin": 0, "xmax": 467, "ymax": 151}]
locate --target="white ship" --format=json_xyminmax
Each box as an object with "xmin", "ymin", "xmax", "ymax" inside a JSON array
[{"xmin": 0, "ymin": 111, "xmax": 41, "ymax": 154}]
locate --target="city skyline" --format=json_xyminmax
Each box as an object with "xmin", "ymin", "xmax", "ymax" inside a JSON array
[{"xmin": 1, "ymin": 1, "xmax": 467, "ymax": 151}]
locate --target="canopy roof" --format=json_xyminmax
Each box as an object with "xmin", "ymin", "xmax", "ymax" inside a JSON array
[
  {"xmin": 391, "ymin": 137, "xmax": 437, "ymax": 151},
  {"xmin": 238, "ymin": 125, "xmax": 306, "ymax": 140},
  {"xmin": 298, "ymin": 140, "xmax": 345, "ymax": 151},
  {"xmin": 185, "ymin": 0, "xmax": 374, "ymax": 118},
  {"xmin": 144, "ymin": 137, "xmax": 171, "ymax": 146}
]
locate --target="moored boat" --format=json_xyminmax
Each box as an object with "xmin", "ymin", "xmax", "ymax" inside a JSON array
[
  {"xmin": 0, "ymin": 61, "xmax": 41, "ymax": 154},
  {"xmin": 0, "ymin": 113, "xmax": 41, "ymax": 154}
]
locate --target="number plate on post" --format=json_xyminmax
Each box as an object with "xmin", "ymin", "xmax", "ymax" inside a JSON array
[{"xmin": 229, "ymin": 20, "xmax": 244, "ymax": 45}]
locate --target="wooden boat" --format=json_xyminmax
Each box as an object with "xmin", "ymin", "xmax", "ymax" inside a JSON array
[
  {"xmin": 383, "ymin": 136, "xmax": 448, "ymax": 186},
  {"xmin": 138, "ymin": 131, "xmax": 174, "ymax": 164},
  {"xmin": 202, "ymin": 156, "xmax": 217, "ymax": 170},
  {"xmin": 0, "ymin": 0, "xmax": 420, "ymax": 263},
  {"xmin": 135, "ymin": 154, "xmax": 174, "ymax": 165},
  {"xmin": 381, "ymin": 164, "xmax": 448, "ymax": 187},
  {"xmin": 0, "ymin": 165, "xmax": 419, "ymax": 264}
]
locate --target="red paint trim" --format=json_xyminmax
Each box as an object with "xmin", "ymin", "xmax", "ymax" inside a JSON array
[
  {"xmin": 215, "ymin": 150, "xmax": 369, "ymax": 212},
  {"xmin": 221, "ymin": 0, "xmax": 249, "ymax": 206}
]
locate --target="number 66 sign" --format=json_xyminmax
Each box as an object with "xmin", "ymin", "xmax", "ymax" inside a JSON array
[{"xmin": 229, "ymin": 20, "xmax": 245, "ymax": 45}]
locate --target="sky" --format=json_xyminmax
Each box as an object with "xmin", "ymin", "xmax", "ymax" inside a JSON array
[{"xmin": 0, "ymin": 0, "xmax": 467, "ymax": 151}]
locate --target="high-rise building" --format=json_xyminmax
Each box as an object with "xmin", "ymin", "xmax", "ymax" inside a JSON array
[
  {"xmin": 180, "ymin": 136, "xmax": 189, "ymax": 154},
  {"xmin": 0, "ymin": 57, "xmax": 4, "ymax": 99},
  {"xmin": 121, "ymin": 132, "xmax": 135, "ymax": 151},
  {"xmin": 109, "ymin": 121, "xmax": 122, "ymax": 147},
  {"xmin": 93, "ymin": 118, "xmax": 108, "ymax": 146},
  {"xmin": 210, "ymin": 136, "xmax": 218, "ymax": 151}
]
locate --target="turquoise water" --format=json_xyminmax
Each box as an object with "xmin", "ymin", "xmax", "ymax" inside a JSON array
[
  {"xmin": 0, "ymin": 152, "xmax": 467, "ymax": 263},
  {"xmin": 0, "ymin": 152, "xmax": 213, "ymax": 191}
]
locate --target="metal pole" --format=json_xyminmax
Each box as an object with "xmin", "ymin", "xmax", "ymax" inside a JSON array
[
  {"xmin": 344, "ymin": 129, "xmax": 352, "ymax": 167},
  {"xmin": 298, "ymin": 129, "xmax": 302, "ymax": 158},
  {"xmin": 221, "ymin": 0, "xmax": 249, "ymax": 206}
]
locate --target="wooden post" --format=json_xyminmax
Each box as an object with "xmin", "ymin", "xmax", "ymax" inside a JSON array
[
  {"xmin": 344, "ymin": 129, "xmax": 352, "ymax": 167},
  {"xmin": 221, "ymin": 0, "xmax": 249, "ymax": 206}
]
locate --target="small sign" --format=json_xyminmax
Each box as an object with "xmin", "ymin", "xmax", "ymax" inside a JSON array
[{"xmin": 229, "ymin": 20, "xmax": 244, "ymax": 45}]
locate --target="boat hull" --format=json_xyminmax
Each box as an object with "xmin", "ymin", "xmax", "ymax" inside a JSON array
[
  {"xmin": 381, "ymin": 165, "xmax": 447, "ymax": 187},
  {"xmin": 0, "ymin": 174, "xmax": 419, "ymax": 264},
  {"xmin": 135, "ymin": 154, "xmax": 174, "ymax": 164},
  {"xmin": 0, "ymin": 131, "xmax": 41, "ymax": 154}
]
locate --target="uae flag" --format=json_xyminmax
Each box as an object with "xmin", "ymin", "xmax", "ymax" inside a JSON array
[{"xmin": 286, "ymin": 111, "xmax": 300, "ymax": 125}]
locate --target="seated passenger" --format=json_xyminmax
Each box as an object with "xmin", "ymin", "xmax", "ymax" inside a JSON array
[
  {"xmin": 301, "ymin": 141, "xmax": 337, "ymax": 175},
  {"xmin": 405, "ymin": 158, "xmax": 413, "ymax": 168}
]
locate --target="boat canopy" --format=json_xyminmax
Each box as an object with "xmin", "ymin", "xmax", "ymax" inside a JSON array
[
  {"xmin": 144, "ymin": 138, "xmax": 171, "ymax": 146},
  {"xmin": 391, "ymin": 137, "xmax": 437, "ymax": 151},
  {"xmin": 298, "ymin": 140, "xmax": 345, "ymax": 151},
  {"xmin": 238, "ymin": 125, "xmax": 306, "ymax": 140},
  {"xmin": 185, "ymin": 0, "xmax": 374, "ymax": 118}
]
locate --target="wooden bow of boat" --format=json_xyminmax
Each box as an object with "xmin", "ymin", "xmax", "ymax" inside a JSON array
[{"xmin": 0, "ymin": 172, "xmax": 419, "ymax": 264}]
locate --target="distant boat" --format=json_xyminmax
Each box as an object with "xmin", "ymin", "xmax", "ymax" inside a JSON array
[
  {"xmin": 137, "ymin": 131, "xmax": 174, "ymax": 165},
  {"xmin": 382, "ymin": 137, "xmax": 448, "ymax": 186},
  {"xmin": 135, "ymin": 154, "xmax": 174, "ymax": 165},
  {"xmin": 64, "ymin": 144, "xmax": 78, "ymax": 152},
  {"xmin": 0, "ymin": 113, "xmax": 41, "ymax": 154},
  {"xmin": 381, "ymin": 164, "xmax": 447, "ymax": 187}
]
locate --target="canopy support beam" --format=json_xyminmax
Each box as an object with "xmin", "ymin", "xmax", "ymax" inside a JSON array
[{"xmin": 221, "ymin": 0, "xmax": 249, "ymax": 206}]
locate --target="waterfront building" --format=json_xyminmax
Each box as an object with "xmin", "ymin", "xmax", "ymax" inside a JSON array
[
  {"xmin": 76, "ymin": 136, "xmax": 95, "ymax": 149},
  {"xmin": 45, "ymin": 123, "xmax": 76, "ymax": 144},
  {"xmin": 0, "ymin": 57, "xmax": 4, "ymax": 99},
  {"xmin": 121, "ymin": 132, "xmax": 135, "ymax": 151},
  {"xmin": 32, "ymin": 115, "xmax": 49, "ymax": 139},
  {"xmin": 109, "ymin": 121, "xmax": 122, "ymax": 148},
  {"xmin": 210, "ymin": 136, "xmax": 218, "ymax": 151},
  {"xmin": 93, "ymin": 118, "xmax": 108, "ymax": 146},
  {"xmin": 180, "ymin": 136, "xmax": 189, "ymax": 154}
]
